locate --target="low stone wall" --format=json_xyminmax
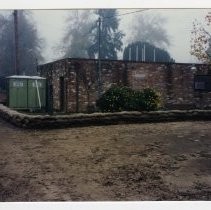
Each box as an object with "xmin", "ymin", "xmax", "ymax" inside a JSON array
[
  {"xmin": 1, "ymin": 104, "xmax": 211, "ymax": 129},
  {"xmin": 0, "ymin": 92, "xmax": 6, "ymax": 104}
]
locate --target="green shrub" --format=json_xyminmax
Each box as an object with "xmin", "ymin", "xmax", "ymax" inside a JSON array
[
  {"xmin": 96, "ymin": 86, "xmax": 160, "ymax": 112},
  {"xmin": 96, "ymin": 86, "xmax": 133, "ymax": 112},
  {"xmin": 141, "ymin": 88, "xmax": 161, "ymax": 111}
]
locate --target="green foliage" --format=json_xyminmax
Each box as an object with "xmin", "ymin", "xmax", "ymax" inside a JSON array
[
  {"xmin": 88, "ymin": 9, "xmax": 125, "ymax": 59},
  {"xmin": 141, "ymin": 88, "xmax": 161, "ymax": 111},
  {"xmin": 96, "ymin": 86, "xmax": 160, "ymax": 112},
  {"xmin": 96, "ymin": 86, "xmax": 132, "ymax": 112}
]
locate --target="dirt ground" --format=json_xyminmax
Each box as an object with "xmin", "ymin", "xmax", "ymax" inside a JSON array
[{"xmin": 0, "ymin": 118, "xmax": 210, "ymax": 201}]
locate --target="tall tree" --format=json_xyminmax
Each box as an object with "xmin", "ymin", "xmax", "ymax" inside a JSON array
[
  {"xmin": 190, "ymin": 12, "xmax": 211, "ymax": 63},
  {"xmin": 62, "ymin": 10, "xmax": 94, "ymax": 58},
  {"xmin": 128, "ymin": 13, "xmax": 170, "ymax": 49},
  {"xmin": 89, "ymin": 9, "xmax": 125, "ymax": 59},
  {"xmin": 0, "ymin": 10, "xmax": 44, "ymax": 76},
  {"xmin": 123, "ymin": 41, "xmax": 175, "ymax": 63}
]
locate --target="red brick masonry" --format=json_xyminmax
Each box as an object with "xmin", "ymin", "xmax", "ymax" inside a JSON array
[{"xmin": 39, "ymin": 58, "xmax": 211, "ymax": 113}]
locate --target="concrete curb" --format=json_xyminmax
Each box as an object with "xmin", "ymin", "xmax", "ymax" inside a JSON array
[{"xmin": 1, "ymin": 104, "xmax": 211, "ymax": 129}]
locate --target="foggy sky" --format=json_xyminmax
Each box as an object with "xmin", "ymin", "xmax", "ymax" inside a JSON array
[{"xmin": 1, "ymin": 9, "xmax": 211, "ymax": 64}]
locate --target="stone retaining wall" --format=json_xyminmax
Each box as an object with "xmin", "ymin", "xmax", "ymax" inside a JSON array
[{"xmin": 1, "ymin": 104, "xmax": 211, "ymax": 129}]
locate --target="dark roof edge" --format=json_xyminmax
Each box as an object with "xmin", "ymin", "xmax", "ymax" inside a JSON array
[{"xmin": 38, "ymin": 57, "xmax": 210, "ymax": 67}]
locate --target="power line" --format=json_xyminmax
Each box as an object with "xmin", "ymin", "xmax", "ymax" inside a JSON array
[
  {"xmin": 102, "ymin": 9, "xmax": 150, "ymax": 21},
  {"xmin": 67, "ymin": 9, "xmax": 150, "ymax": 97},
  {"xmin": 96, "ymin": 9, "xmax": 150, "ymax": 97},
  {"xmin": 81, "ymin": 9, "xmax": 150, "ymax": 38}
]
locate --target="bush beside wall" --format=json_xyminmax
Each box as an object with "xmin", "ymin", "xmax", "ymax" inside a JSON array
[{"xmin": 96, "ymin": 86, "xmax": 161, "ymax": 112}]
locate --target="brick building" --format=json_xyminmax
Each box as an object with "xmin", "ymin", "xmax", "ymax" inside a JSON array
[{"xmin": 38, "ymin": 58, "xmax": 211, "ymax": 113}]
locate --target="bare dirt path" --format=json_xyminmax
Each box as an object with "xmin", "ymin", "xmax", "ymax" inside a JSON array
[{"xmin": 0, "ymin": 118, "xmax": 210, "ymax": 201}]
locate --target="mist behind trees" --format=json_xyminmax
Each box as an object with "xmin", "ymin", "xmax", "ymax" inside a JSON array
[
  {"xmin": 127, "ymin": 13, "xmax": 170, "ymax": 49},
  {"xmin": 0, "ymin": 9, "xmax": 173, "ymax": 77},
  {"xmin": 61, "ymin": 10, "xmax": 94, "ymax": 59},
  {"xmin": 0, "ymin": 10, "xmax": 44, "ymax": 77},
  {"xmin": 61, "ymin": 9, "xmax": 125, "ymax": 60},
  {"xmin": 61, "ymin": 9, "xmax": 171, "ymax": 60}
]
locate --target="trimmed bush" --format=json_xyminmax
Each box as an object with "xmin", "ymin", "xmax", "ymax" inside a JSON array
[
  {"xmin": 141, "ymin": 88, "xmax": 161, "ymax": 111},
  {"xmin": 96, "ymin": 86, "xmax": 160, "ymax": 112},
  {"xmin": 96, "ymin": 86, "xmax": 132, "ymax": 112}
]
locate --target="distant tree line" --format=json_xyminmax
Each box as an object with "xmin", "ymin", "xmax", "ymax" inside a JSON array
[
  {"xmin": 0, "ymin": 9, "xmax": 175, "ymax": 77},
  {"xmin": 62, "ymin": 9, "xmax": 124, "ymax": 60},
  {"xmin": 61, "ymin": 9, "xmax": 173, "ymax": 62}
]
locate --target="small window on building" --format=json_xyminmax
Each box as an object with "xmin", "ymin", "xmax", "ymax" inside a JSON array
[
  {"xmin": 194, "ymin": 75, "xmax": 211, "ymax": 91},
  {"xmin": 194, "ymin": 81, "xmax": 205, "ymax": 90}
]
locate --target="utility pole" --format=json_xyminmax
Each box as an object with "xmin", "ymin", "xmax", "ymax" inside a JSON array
[
  {"xmin": 97, "ymin": 17, "xmax": 102, "ymax": 97},
  {"xmin": 14, "ymin": 10, "xmax": 20, "ymax": 75},
  {"xmin": 143, "ymin": 44, "xmax": 145, "ymax": 62},
  {"xmin": 136, "ymin": 45, "xmax": 138, "ymax": 61},
  {"xmin": 153, "ymin": 48, "xmax": 156, "ymax": 62},
  {"xmin": 36, "ymin": 58, "xmax": 38, "ymax": 73},
  {"xmin": 129, "ymin": 47, "xmax": 131, "ymax": 61}
]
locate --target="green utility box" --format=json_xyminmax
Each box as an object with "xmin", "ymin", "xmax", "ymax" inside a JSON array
[{"xmin": 7, "ymin": 75, "xmax": 46, "ymax": 110}]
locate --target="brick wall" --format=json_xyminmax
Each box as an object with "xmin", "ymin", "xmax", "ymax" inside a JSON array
[{"xmin": 39, "ymin": 58, "xmax": 211, "ymax": 113}]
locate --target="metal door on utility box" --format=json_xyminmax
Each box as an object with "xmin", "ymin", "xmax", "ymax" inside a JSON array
[
  {"xmin": 28, "ymin": 79, "xmax": 46, "ymax": 108},
  {"xmin": 8, "ymin": 79, "xmax": 27, "ymax": 108}
]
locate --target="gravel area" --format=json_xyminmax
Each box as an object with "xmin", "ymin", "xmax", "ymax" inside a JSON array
[{"xmin": 0, "ymin": 119, "xmax": 210, "ymax": 201}]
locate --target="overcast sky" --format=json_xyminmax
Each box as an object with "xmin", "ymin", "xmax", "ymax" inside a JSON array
[
  {"xmin": 1, "ymin": 9, "xmax": 211, "ymax": 64},
  {"xmin": 31, "ymin": 9, "xmax": 211, "ymax": 64}
]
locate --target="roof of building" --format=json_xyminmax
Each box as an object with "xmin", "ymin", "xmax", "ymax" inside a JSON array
[
  {"xmin": 38, "ymin": 57, "xmax": 209, "ymax": 68},
  {"xmin": 7, "ymin": 75, "xmax": 46, "ymax": 80}
]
